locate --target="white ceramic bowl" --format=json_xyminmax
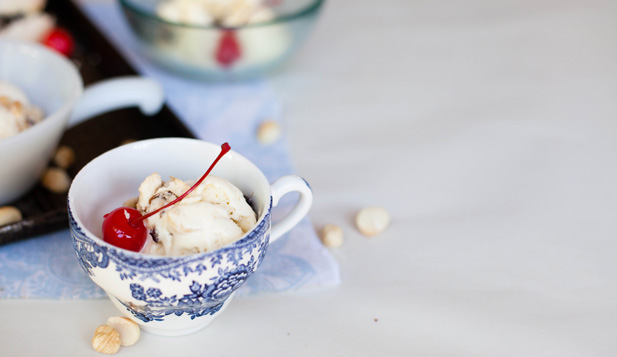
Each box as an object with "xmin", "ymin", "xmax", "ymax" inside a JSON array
[
  {"xmin": 0, "ymin": 40, "xmax": 164, "ymax": 204},
  {"xmin": 68, "ymin": 138, "xmax": 312, "ymax": 336}
]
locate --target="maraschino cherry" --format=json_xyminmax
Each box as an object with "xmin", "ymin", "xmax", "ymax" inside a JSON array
[
  {"xmin": 42, "ymin": 27, "xmax": 75, "ymax": 57},
  {"xmin": 215, "ymin": 31, "xmax": 241, "ymax": 67},
  {"xmin": 102, "ymin": 143, "xmax": 231, "ymax": 252},
  {"xmin": 102, "ymin": 207, "xmax": 147, "ymax": 252}
]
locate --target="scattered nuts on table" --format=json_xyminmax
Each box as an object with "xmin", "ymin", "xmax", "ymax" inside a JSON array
[
  {"xmin": 257, "ymin": 119, "xmax": 281, "ymax": 145},
  {"xmin": 355, "ymin": 206, "xmax": 390, "ymax": 237},
  {"xmin": 52, "ymin": 145, "xmax": 76, "ymax": 169},
  {"xmin": 320, "ymin": 224, "xmax": 344, "ymax": 247},
  {"xmin": 0, "ymin": 206, "xmax": 22, "ymax": 227},
  {"xmin": 41, "ymin": 167, "xmax": 71, "ymax": 194},
  {"xmin": 92, "ymin": 324, "xmax": 121, "ymax": 355},
  {"xmin": 106, "ymin": 316, "xmax": 140, "ymax": 347}
]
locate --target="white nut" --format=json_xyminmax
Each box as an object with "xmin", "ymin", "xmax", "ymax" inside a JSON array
[
  {"xmin": 355, "ymin": 206, "xmax": 390, "ymax": 237},
  {"xmin": 92, "ymin": 324, "xmax": 120, "ymax": 355},
  {"xmin": 107, "ymin": 316, "xmax": 140, "ymax": 347},
  {"xmin": 52, "ymin": 145, "xmax": 76, "ymax": 169},
  {"xmin": 257, "ymin": 119, "xmax": 281, "ymax": 145},
  {"xmin": 320, "ymin": 224, "xmax": 344, "ymax": 247},
  {"xmin": 41, "ymin": 167, "xmax": 71, "ymax": 194},
  {"xmin": 0, "ymin": 206, "xmax": 22, "ymax": 227}
]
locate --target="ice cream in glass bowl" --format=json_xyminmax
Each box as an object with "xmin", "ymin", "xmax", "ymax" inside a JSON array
[
  {"xmin": 68, "ymin": 138, "xmax": 312, "ymax": 336},
  {"xmin": 118, "ymin": 0, "xmax": 325, "ymax": 80}
]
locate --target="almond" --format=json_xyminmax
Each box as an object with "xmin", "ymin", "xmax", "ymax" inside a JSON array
[
  {"xmin": 256, "ymin": 119, "xmax": 281, "ymax": 145},
  {"xmin": 41, "ymin": 167, "xmax": 71, "ymax": 194},
  {"xmin": 52, "ymin": 145, "xmax": 76, "ymax": 169},
  {"xmin": 106, "ymin": 316, "xmax": 140, "ymax": 347},
  {"xmin": 320, "ymin": 224, "xmax": 344, "ymax": 247},
  {"xmin": 92, "ymin": 325, "xmax": 120, "ymax": 355},
  {"xmin": 355, "ymin": 206, "xmax": 390, "ymax": 237},
  {"xmin": 0, "ymin": 206, "xmax": 21, "ymax": 227}
]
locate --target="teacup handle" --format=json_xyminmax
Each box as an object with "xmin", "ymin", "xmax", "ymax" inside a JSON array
[
  {"xmin": 269, "ymin": 175, "xmax": 313, "ymax": 243},
  {"xmin": 68, "ymin": 76, "xmax": 164, "ymax": 127}
]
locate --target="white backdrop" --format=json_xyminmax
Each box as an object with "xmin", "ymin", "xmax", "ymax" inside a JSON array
[{"xmin": 2, "ymin": 0, "xmax": 617, "ymax": 355}]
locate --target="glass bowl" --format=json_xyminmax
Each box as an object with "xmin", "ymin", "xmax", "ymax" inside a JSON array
[{"xmin": 118, "ymin": 0, "xmax": 324, "ymax": 80}]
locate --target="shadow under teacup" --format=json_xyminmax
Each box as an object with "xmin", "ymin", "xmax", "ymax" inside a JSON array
[
  {"xmin": 68, "ymin": 138, "xmax": 313, "ymax": 336},
  {"xmin": 0, "ymin": 39, "xmax": 164, "ymax": 204}
]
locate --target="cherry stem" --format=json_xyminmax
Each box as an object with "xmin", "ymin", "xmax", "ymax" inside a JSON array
[{"xmin": 130, "ymin": 142, "xmax": 231, "ymax": 225}]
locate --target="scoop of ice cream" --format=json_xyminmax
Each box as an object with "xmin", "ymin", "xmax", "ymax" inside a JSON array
[
  {"xmin": 0, "ymin": 105, "xmax": 21, "ymax": 139},
  {"xmin": 0, "ymin": 0, "xmax": 46, "ymax": 16},
  {"xmin": 137, "ymin": 173, "xmax": 257, "ymax": 256},
  {"xmin": 0, "ymin": 0, "xmax": 54, "ymax": 42},
  {"xmin": 156, "ymin": 0, "xmax": 275, "ymax": 27},
  {"xmin": 0, "ymin": 13, "xmax": 54, "ymax": 42},
  {"xmin": 0, "ymin": 81, "xmax": 44, "ymax": 140},
  {"xmin": 0, "ymin": 81, "xmax": 29, "ymax": 104}
]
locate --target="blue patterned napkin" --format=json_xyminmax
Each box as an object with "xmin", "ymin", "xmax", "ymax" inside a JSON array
[{"xmin": 0, "ymin": 2, "xmax": 339, "ymax": 299}]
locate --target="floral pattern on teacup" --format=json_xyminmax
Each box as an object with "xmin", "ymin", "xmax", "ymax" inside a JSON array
[{"xmin": 69, "ymin": 205, "xmax": 270, "ymax": 322}]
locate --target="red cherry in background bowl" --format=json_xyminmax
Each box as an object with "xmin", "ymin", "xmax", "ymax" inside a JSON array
[{"xmin": 42, "ymin": 27, "xmax": 75, "ymax": 56}]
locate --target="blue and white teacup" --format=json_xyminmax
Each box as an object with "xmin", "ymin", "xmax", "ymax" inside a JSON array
[{"xmin": 68, "ymin": 138, "xmax": 312, "ymax": 336}]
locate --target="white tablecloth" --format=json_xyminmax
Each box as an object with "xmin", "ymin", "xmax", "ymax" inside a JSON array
[{"xmin": 2, "ymin": 0, "xmax": 617, "ymax": 355}]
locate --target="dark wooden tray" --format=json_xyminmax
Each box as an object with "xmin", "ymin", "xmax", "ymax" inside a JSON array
[{"xmin": 0, "ymin": 0, "xmax": 195, "ymax": 245}]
